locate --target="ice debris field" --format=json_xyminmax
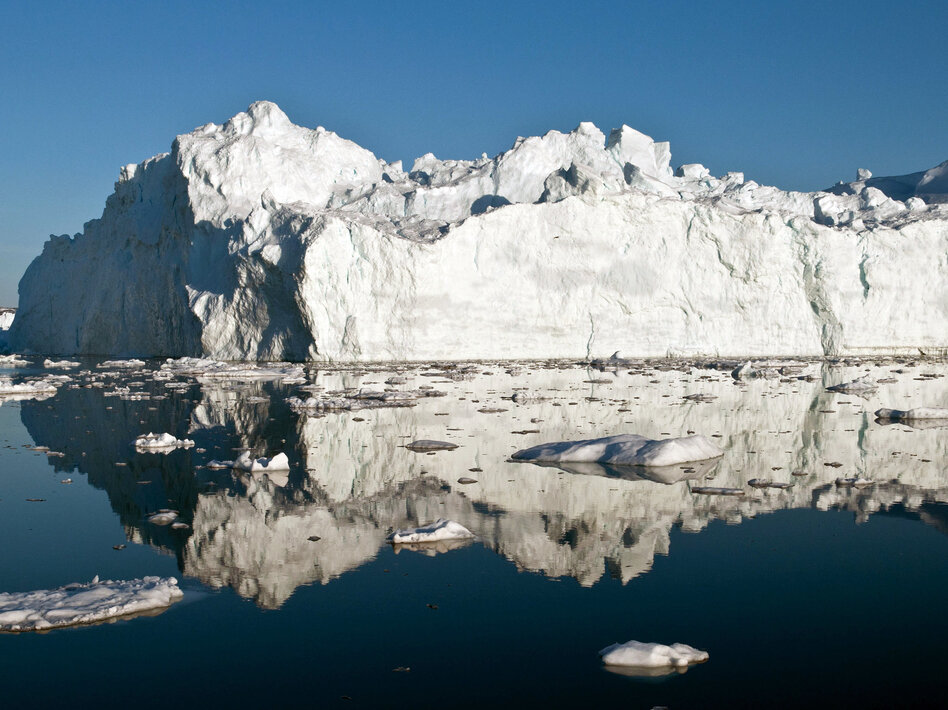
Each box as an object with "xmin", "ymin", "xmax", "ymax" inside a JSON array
[{"xmin": 8, "ymin": 101, "xmax": 948, "ymax": 361}]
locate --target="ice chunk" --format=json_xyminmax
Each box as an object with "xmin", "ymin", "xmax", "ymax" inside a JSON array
[
  {"xmin": 511, "ymin": 434, "xmax": 723, "ymax": 467},
  {"xmin": 0, "ymin": 354, "xmax": 30, "ymax": 367},
  {"xmin": 827, "ymin": 376, "xmax": 877, "ymax": 394},
  {"xmin": 0, "ymin": 378, "xmax": 58, "ymax": 399},
  {"xmin": 133, "ymin": 432, "xmax": 195, "ymax": 451},
  {"xmin": 43, "ymin": 359, "xmax": 80, "ymax": 368},
  {"xmin": 875, "ymin": 407, "xmax": 948, "ymax": 421},
  {"xmin": 405, "ymin": 440, "xmax": 458, "ymax": 451},
  {"xmin": 97, "ymin": 359, "xmax": 146, "ymax": 369},
  {"xmin": 599, "ymin": 640, "xmax": 709, "ymax": 669},
  {"xmin": 388, "ymin": 519, "xmax": 474, "ymax": 545},
  {"xmin": 233, "ymin": 451, "xmax": 290, "ymax": 472},
  {"xmin": 0, "ymin": 576, "xmax": 182, "ymax": 632}
]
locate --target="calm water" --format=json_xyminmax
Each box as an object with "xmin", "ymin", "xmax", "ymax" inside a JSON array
[{"xmin": 1, "ymin": 357, "xmax": 947, "ymax": 708}]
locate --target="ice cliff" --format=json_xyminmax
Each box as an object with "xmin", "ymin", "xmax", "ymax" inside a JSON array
[{"xmin": 11, "ymin": 101, "xmax": 948, "ymax": 360}]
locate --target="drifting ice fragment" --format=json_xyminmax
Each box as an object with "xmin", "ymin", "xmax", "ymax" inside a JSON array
[
  {"xmin": 875, "ymin": 407, "xmax": 948, "ymax": 421},
  {"xmin": 599, "ymin": 640, "xmax": 709, "ymax": 670},
  {"xmin": 233, "ymin": 451, "xmax": 290, "ymax": 472},
  {"xmin": 511, "ymin": 434, "xmax": 723, "ymax": 467},
  {"xmin": 388, "ymin": 519, "xmax": 474, "ymax": 545},
  {"xmin": 405, "ymin": 440, "xmax": 458, "ymax": 452},
  {"xmin": 133, "ymin": 432, "xmax": 195, "ymax": 451},
  {"xmin": 0, "ymin": 576, "xmax": 182, "ymax": 632}
]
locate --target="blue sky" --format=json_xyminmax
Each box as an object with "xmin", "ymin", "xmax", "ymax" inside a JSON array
[{"xmin": 1, "ymin": 0, "xmax": 945, "ymax": 305}]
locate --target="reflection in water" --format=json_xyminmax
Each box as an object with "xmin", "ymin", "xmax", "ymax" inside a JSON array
[{"xmin": 19, "ymin": 359, "xmax": 948, "ymax": 608}]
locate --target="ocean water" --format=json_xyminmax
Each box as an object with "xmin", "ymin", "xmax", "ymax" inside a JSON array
[{"xmin": 1, "ymin": 357, "xmax": 947, "ymax": 708}]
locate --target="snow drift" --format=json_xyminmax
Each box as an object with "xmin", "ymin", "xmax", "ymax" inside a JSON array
[{"xmin": 11, "ymin": 101, "xmax": 948, "ymax": 360}]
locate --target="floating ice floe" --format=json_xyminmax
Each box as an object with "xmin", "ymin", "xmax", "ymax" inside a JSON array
[
  {"xmin": 160, "ymin": 357, "xmax": 304, "ymax": 381},
  {"xmin": 599, "ymin": 640, "xmax": 709, "ymax": 672},
  {"xmin": 97, "ymin": 359, "xmax": 147, "ymax": 369},
  {"xmin": 43, "ymin": 359, "xmax": 80, "ymax": 368},
  {"xmin": 147, "ymin": 510, "xmax": 179, "ymax": 525},
  {"xmin": 388, "ymin": 519, "xmax": 474, "ymax": 545},
  {"xmin": 0, "ymin": 378, "xmax": 59, "ymax": 400},
  {"xmin": 134, "ymin": 432, "xmax": 195, "ymax": 451},
  {"xmin": 405, "ymin": 440, "xmax": 458, "ymax": 452},
  {"xmin": 827, "ymin": 376, "xmax": 877, "ymax": 394},
  {"xmin": 233, "ymin": 451, "xmax": 290, "ymax": 472},
  {"xmin": 0, "ymin": 354, "xmax": 30, "ymax": 367},
  {"xmin": 875, "ymin": 407, "xmax": 948, "ymax": 421},
  {"xmin": 747, "ymin": 479, "xmax": 794, "ymax": 490},
  {"xmin": 206, "ymin": 460, "xmax": 234, "ymax": 469},
  {"xmin": 0, "ymin": 576, "xmax": 183, "ymax": 632},
  {"xmin": 691, "ymin": 486, "xmax": 745, "ymax": 496},
  {"xmin": 511, "ymin": 434, "xmax": 723, "ymax": 467},
  {"xmin": 835, "ymin": 477, "xmax": 874, "ymax": 488},
  {"xmin": 287, "ymin": 388, "xmax": 444, "ymax": 413}
]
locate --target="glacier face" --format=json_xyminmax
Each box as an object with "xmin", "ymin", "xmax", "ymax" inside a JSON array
[{"xmin": 10, "ymin": 101, "xmax": 948, "ymax": 360}]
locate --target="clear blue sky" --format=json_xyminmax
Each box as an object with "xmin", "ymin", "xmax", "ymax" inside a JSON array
[{"xmin": 1, "ymin": 0, "xmax": 945, "ymax": 306}]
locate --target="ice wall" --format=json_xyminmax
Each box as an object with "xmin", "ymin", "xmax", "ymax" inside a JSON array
[{"xmin": 11, "ymin": 101, "xmax": 948, "ymax": 360}]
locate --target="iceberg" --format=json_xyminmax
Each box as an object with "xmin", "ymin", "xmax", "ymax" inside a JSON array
[
  {"xmin": 511, "ymin": 434, "xmax": 724, "ymax": 467},
  {"xmin": 9, "ymin": 101, "xmax": 948, "ymax": 361},
  {"xmin": 0, "ymin": 576, "xmax": 182, "ymax": 632}
]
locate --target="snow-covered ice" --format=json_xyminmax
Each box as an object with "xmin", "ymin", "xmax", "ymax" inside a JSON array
[
  {"xmin": 511, "ymin": 434, "xmax": 723, "ymax": 467},
  {"xmin": 0, "ymin": 576, "xmax": 182, "ymax": 632},
  {"xmin": 134, "ymin": 432, "xmax": 195, "ymax": 451},
  {"xmin": 599, "ymin": 640, "xmax": 709, "ymax": 669},
  {"xmin": 234, "ymin": 451, "xmax": 290, "ymax": 472},
  {"xmin": 0, "ymin": 378, "xmax": 58, "ymax": 398},
  {"xmin": 388, "ymin": 519, "xmax": 474, "ymax": 545},
  {"xmin": 10, "ymin": 101, "xmax": 948, "ymax": 361}
]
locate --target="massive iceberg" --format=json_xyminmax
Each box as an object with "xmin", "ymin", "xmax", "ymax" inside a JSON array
[{"xmin": 10, "ymin": 101, "xmax": 948, "ymax": 360}]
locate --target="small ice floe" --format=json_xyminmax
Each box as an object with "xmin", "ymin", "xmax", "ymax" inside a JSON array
[
  {"xmin": 511, "ymin": 434, "xmax": 723, "ymax": 468},
  {"xmin": 170, "ymin": 522, "xmax": 190, "ymax": 530},
  {"xmin": 691, "ymin": 486, "xmax": 745, "ymax": 496},
  {"xmin": 133, "ymin": 432, "xmax": 195, "ymax": 451},
  {"xmin": 0, "ymin": 354, "xmax": 30, "ymax": 367},
  {"xmin": 589, "ymin": 351, "xmax": 637, "ymax": 369},
  {"xmin": 43, "ymin": 359, "xmax": 80, "ymax": 368},
  {"xmin": 206, "ymin": 460, "xmax": 234, "ymax": 470},
  {"xmin": 388, "ymin": 519, "xmax": 474, "ymax": 545},
  {"xmin": 146, "ymin": 510, "xmax": 179, "ymax": 525},
  {"xmin": 731, "ymin": 361, "xmax": 768, "ymax": 380},
  {"xmin": 405, "ymin": 440, "xmax": 458, "ymax": 452},
  {"xmin": 510, "ymin": 391, "xmax": 549, "ymax": 404},
  {"xmin": 827, "ymin": 376, "xmax": 877, "ymax": 395},
  {"xmin": 0, "ymin": 378, "xmax": 59, "ymax": 401},
  {"xmin": 160, "ymin": 357, "xmax": 304, "ymax": 381},
  {"xmin": 97, "ymin": 359, "xmax": 146, "ymax": 369},
  {"xmin": 0, "ymin": 576, "xmax": 183, "ymax": 632},
  {"xmin": 457, "ymin": 477, "xmax": 478, "ymax": 484},
  {"xmin": 835, "ymin": 477, "xmax": 874, "ymax": 488},
  {"xmin": 683, "ymin": 393, "xmax": 717, "ymax": 403},
  {"xmin": 747, "ymin": 479, "xmax": 793, "ymax": 490},
  {"xmin": 385, "ymin": 376, "xmax": 409, "ymax": 385},
  {"xmin": 875, "ymin": 407, "xmax": 948, "ymax": 422},
  {"xmin": 599, "ymin": 640, "xmax": 709, "ymax": 675},
  {"xmin": 233, "ymin": 451, "xmax": 290, "ymax": 472}
]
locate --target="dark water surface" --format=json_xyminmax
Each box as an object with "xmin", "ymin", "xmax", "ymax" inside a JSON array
[{"xmin": 1, "ymin": 357, "xmax": 947, "ymax": 708}]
